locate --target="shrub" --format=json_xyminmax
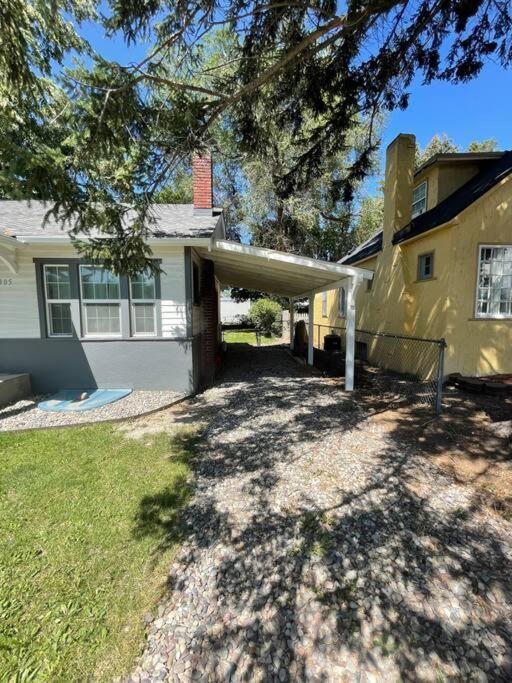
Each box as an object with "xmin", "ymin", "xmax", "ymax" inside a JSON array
[{"xmin": 249, "ymin": 298, "xmax": 282, "ymax": 336}]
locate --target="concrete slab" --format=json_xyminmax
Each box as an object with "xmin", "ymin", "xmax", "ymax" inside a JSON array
[{"xmin": 0, "ymin": 373, "xmax": 31, "ymax": 406}]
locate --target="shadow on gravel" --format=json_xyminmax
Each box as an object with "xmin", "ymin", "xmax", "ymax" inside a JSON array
[{"xmin": 134, "ymin": 344, "xmax": 512, "ymax": 681}]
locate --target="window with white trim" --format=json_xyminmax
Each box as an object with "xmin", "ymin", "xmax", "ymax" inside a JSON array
[
  {"xmin": 79, "ymin": 265, "xmax": 121, "ymax": 336},
  {"xmin": 339, "ymin": 286, "xmax": 347, "ymax": 317},
  {"xmin": 418, "ymin": 252, "xmax": 434, "ymax": 281},
  {"xmin": 476, "ymin": 246, "xmax": 512, "ymax": 318},
  {"xmin": 412, "ymin": 181, "xmax": 427, "ymax": 218},
  {"xmin": 43, "ymin": 265, "xmax": 73, "ymax": 337},
  {"xmin": 130, "ymin": 271, "xmax": 157, "ymax": 336},
  {"xmin": 321, "ymin": 290, "xmax": 328, "ymax": 317}
]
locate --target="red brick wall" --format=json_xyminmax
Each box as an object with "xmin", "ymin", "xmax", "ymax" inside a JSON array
[
  {"xmin": 200, "ymin": 259, "xmax": 219, "ymax": 386},
  {"xmin": 193, "ymin": 154, "xmax": 213, "ymax": 210}
]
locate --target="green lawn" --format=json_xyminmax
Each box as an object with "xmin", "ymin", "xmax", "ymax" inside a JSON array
[
  {"xmin": 0, "ymin": 422, "xmax": 196, "ymax": 681},
  {"xmin": 223, "ymin": 330, "xmax": 280, "ymax": 345}
]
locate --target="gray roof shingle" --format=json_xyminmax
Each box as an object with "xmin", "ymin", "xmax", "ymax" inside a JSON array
[
  {"xmin": 339, "ymin": 230, "xmax": 383, "ymax": 265},
  {"xmin": 0, "ymin": 200, "xmax": 223, "ymax": 240}
]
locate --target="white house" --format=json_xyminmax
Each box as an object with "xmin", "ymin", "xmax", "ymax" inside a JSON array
[{"xmin": 0, "ymin": 156, "xmax": 372, "ymax": 395}]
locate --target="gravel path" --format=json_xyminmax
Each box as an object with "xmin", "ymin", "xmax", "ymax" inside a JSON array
[
  {"xmin": 0, "ymin": 390, "xmax": 184, "ymax": 431},
  {"xmin": 130, "ymin": 345, "xmax": 512, "ymax": 682}
]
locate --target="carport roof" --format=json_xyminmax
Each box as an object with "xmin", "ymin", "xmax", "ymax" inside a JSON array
[{"xmin": 200, "ymin": 240, "xmax": 373, "ymax": 298}]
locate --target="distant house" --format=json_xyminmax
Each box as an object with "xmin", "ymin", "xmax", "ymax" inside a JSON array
[
  {"xmin": 314, "ymin": 133, "xmax": 512, "ymax": 378},
  {"xmin": 220, "ymin": 290, "xmax": 251, "ymax": 322},
  {"xmin": 0, "ymin": 156, "xmax": 372, "ymax": 395}
]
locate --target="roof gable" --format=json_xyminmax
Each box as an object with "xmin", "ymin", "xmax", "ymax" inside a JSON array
[{"xmin": 394, "ymin": 151, "xmax": 512, "ymax": 245}]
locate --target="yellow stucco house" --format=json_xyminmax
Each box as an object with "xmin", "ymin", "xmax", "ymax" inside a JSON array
[{"xmin": 313, "ymin": 133, "xmax": 512, "ymax": 379}]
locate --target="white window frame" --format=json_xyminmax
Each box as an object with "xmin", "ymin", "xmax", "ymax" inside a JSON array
[
  {"xmin": 130, "ymin": 272, "xmax": 157, "ymax": 337},
  {"xmin": 417, "ymin": 252, "xmax": 434, "ymax": 281},
  {"xmin": 475, "ymin": 244, "xmax": 512, "ymax": 319},
  {"xmin": 43, "ymin": 264, "xmax": 73, "ymax": 338},
  {"xmin": 79, "ymin": 265, "xmax": 122, "ymax": 337},
  {"xmin": 339, "ymin": 286, "xmax": 347, "ymax": 317},
  {"xmin": 321, "ymin": 290, "xmax": 328, "ymax": 317},
  {"xmin": 412, "ymin": 180, "xmax": 427, "ymax": 218}
]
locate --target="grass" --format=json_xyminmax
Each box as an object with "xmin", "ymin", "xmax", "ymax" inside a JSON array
[
  {"xmin": 223, "ymin": 330, "xmax": 280, "ymax": 345},
  {"xmin": 0, "ymin": 422, "xmax": 197, "ymax": 682}
]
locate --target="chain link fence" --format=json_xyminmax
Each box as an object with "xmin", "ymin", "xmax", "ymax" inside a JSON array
[{"xmin": 313, "ymin": 323, "xmax": 446, "ymax": 413}]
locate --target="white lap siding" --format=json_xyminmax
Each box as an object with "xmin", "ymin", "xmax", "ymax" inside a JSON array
[
  {"xmin": 0, "ymin": 245, "xmax": 188, "ymax": 340},
  {"xmin": 0, "ymin": 245, "xmax": 75, "ymax": 338},
  {"xmin": 158, "ymin": 247, "xmax": 187, "ymax": 337}
]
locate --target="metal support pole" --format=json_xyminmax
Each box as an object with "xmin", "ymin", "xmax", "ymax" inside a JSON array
[
  {"xmin": 345, "ymin": 276, "xmax": 362, "ymax": 391},
  {"xmin": 435, "ymin": 340, "xmax": 446, "ymax": 415},
  {"xmin": 308, "ymin": 295, "xmax": 314, "ymax": 365},
  {"xmin": 289, "ymin": 298, "xmax": 294, "ymax": 351}
]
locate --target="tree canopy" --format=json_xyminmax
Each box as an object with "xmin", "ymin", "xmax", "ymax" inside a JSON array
[
  {"xmin": 415, "ymin": 133, "xmax": 499, "ymax": 169},
  {"xmin": 1, "ymin": 0, "xmax": 511, "ymax": 273}
]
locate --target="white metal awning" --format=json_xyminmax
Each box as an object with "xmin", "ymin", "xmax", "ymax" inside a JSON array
[
  {"xmin": 200, "ymin": 240, "xmax": 374, "ymax": 392},
  {"xmin": 200, "ymin": 240, "xmax": 373, "ymax": 298}
]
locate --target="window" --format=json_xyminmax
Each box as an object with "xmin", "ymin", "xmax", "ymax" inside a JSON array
[
  {"xmin": 418, "ymin": 252, "xmax": 434, "ymax": 281},
  {"xmin": 79, "ymin": 265, "xmax": 121, "ymax": 336},
  {"xmin": 339, "ymin": 286, "xmax": 347, "ymax": 317},
  {"xmin": 412, "ymin": 181, "xmax": 427, "ymax": 218},
  {"xmin": 476, "ymin": 246, "xmax": 512, "ymax": 318},
  {"xmin": 193, "ymin": 262, "xmax": 200, "ymax": 306},
  {"xmin": 43, "ymin": 265, "xmax": 72, "ymax": 337},
  {"xmin": 367, "ymin": 277, "xmax": 373, "ymax": 292},
  {"xmin": 321, "ymin": 290, "xmax": 327, "ymax": 317},
  {"xmin": 130, "ymin": 271, "xmax": 156, "ymax": 336}
]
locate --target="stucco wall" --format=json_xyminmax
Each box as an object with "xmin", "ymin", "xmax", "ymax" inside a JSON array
[
  {"xmin": 0, "ymin": 338, "xmax": 194, "ymax": 393},
  {"xmin": 414, "ymin": 163, "xmax": 481, "ymax": 210},
  {"xmin": 314, "ymin": 175, "xmax": 512, "ymax": 378}
]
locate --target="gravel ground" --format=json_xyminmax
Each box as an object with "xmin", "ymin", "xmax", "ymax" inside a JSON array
[
  {"xmin": 128, "ymin": 345, "xmax": 512, "ymax": 682},
  {"xmin": 0, "ymin": 390, "xmax": 184, "ymax": 431}
]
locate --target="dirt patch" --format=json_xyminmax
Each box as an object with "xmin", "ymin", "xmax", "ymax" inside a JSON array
[{"xmin": 356, "ymin": 383, "xmax": 512, "ymax": 521}]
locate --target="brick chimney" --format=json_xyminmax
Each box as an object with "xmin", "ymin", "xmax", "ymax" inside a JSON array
[
  {"xmin": 192, "ymin": 153, "xmax": 213, "ymax": 215},
  {"xmin": 383, "ymin": 134, "xmax": 416, "ymax": 244}
]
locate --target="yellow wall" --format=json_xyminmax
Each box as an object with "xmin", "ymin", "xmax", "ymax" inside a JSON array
[
  {"xmin": 313, "ymin": 175, "xmax": 512, "ymax": 378},
  {"xmin": 414, "ymin": 162, "xmax": 481, "ymax": 210}
]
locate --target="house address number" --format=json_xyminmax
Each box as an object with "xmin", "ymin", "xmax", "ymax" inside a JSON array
[{"xmin": 0, "ymin": 278, "xmax": 13, "ymax": 286}]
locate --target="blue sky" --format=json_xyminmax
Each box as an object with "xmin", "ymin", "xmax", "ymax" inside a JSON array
[{"xmin": 382, "ymin": 60, "xmax": 512, "ymax": 158}]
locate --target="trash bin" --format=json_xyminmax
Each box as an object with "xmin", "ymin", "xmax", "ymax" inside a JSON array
[{"xmin": 324, "ymin": 334, "xmax": 341, "ymax": 352}]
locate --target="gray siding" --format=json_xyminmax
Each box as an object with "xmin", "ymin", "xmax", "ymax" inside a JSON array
[{"xmin": 0, "ymin": 339, "xmax": 194, "ymax": 394}]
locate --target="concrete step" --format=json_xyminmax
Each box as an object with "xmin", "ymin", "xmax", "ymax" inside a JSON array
[{"xmin": 0, "ymin": 373, "xmax": 31, "ymax": 406}]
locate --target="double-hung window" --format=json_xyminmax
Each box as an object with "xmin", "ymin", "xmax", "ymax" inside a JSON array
[
  {"xmin": 80, "ymin": 265, "xmax": 121, "ymax": 336},
  {"xmin": 476, "ymin": 246, "xmax": 512, "ymax": 318},
  {"xmin": 43, "ymin": 265, "xmax": 73, "ymax": 337},
  {"xmin": 412, "ymin": 181, "xmax": 427, "ymax": 218},
  {"xmin": 130, "ymin": 271, "xmax": 157, "ymax": 336}
]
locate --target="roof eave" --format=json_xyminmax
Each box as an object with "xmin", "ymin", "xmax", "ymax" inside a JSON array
[
  {"xmin": 393, "ymin": 218, "xmax": 459, "ymax": 246},
  {"xmin": 12, "ymin": 235, "xmax": 214, "ymax": 246}
]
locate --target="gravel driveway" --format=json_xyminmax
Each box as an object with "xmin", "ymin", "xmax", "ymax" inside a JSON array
[{"xmin": 130, "ymin": 344, "xmax": 512, "ymax": 682}]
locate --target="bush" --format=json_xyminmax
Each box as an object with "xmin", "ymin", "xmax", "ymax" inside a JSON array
[{"xmin": 249, "ymin": 298, "xmax": 282, "ymax": 336}]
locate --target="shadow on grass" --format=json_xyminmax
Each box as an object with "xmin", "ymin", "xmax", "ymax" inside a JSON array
[
  {"xmin": 133, "ymin": 345, "xmax": 512, "ymax": 680},
  {"xmin": 133, "ymin": 428, "xmax": 202, "ymax": 559}
]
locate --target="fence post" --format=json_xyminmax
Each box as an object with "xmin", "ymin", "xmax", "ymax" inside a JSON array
[
  {"xmin": 289, "ymin": 299, "xmax": 294, "ymax": 351},
  {"xmin": 435, "ymin": 340, "xmax": 446, "ymax": 415}
]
